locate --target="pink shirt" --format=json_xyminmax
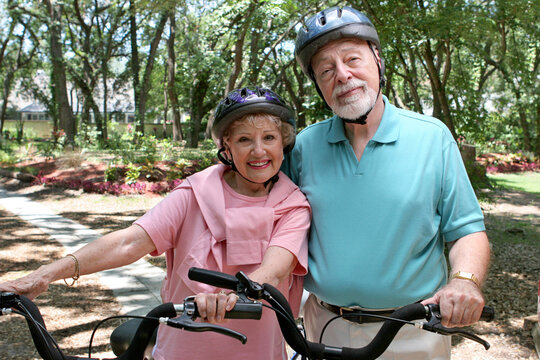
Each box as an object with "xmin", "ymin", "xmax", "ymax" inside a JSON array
[{"xmin": 134, "ymin": 164, "xmax": 310, "ymax": 360}]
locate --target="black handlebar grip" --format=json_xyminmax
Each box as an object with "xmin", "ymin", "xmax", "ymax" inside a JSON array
[
  {"xmin": 224, "ymin": 302, "xmax": 263, "ymax": 320},
  {"xmin": 188, "ymin": 267, "xmax": 239, "ymax": 290},
  {"xmin": 480, "ymin": 306, "xmax": 495, "ymax": 322}
]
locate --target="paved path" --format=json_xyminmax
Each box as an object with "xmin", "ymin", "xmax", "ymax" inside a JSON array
[{"xmin": 0, "ymin": 185, "xmax": 164, "ymax": 316}]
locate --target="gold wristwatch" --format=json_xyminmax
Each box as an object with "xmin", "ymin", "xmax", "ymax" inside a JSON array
[{"xmin": 450, "ymin": 271, "xmax": 480, "ymax": 287}]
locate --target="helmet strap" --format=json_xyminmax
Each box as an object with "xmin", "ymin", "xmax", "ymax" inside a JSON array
[{"xmin": 217, "ymin": 147, "xmax": 235, "ymax": 169}]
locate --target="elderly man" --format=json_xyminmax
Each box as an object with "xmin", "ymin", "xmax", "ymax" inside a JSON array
[{"xmin": 283, "ymin": 6, "xmax": 490, "ymax": 359}]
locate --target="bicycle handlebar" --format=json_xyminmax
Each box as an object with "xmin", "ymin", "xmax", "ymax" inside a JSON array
[
  {"xmin": 2, "ymin": 267, "xmax": 495, "ymax": 360},
  {"xmin": 188, "ymin": 267, "xmax": 495, "ymax": 360},
  {"xmin": 1, "ymin": 291, "xmax": 262, "ymax": 360}
]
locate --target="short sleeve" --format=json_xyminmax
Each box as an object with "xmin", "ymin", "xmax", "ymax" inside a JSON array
[
  {"xmin": 438, "ymin": 139, "xmax": 485, "ymax": 242},
  {"xmin": 269, "ymin": 204, "xmax": 310, "ymax": 276},
  {"xmin": 134, "ymin": 187, "xmax": 192, "ymax": 256}
]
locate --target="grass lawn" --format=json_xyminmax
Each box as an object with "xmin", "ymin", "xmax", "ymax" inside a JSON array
[
  {"xmin": 487, "ymin": 171, "xmax": 540, "ymax": 195},
  {"xmin": 482, "ymin": 171, "xmax": 539, "ymax": 247}
]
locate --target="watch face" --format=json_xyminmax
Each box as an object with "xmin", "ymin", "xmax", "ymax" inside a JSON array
[{"xmin": 453, "ymin": 271, "xmax": 479, "ymax": 287}]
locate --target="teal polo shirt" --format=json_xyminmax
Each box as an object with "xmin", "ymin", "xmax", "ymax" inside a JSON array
[{"xmin": 282, "ymin": 97, "xmax": 485, "ymax": 308}]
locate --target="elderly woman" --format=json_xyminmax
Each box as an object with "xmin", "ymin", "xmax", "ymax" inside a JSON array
[{"xmin": 0, "ymin": 86, "xmax": 311, "ymax": 360}]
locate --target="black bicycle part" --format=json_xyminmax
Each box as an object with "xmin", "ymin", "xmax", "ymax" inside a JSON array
[
  {"xmin": 110, "ymin": 296, "xmax": 261, "ymax": 356},
  {"xmin": 186, "ymin": 268, "xmax": 495, "ymax": 360},
  {"xmin": 2, "ymin": 291, "xmax": 262, "ymax": 360}
]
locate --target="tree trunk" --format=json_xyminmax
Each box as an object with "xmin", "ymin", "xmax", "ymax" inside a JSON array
[
  {"xmin": 0, "ymin": 71, "xmax": 14, "ymax": 134},
  {"xmin": 46, "ymin": 0, "xmax": 75, "ymax": 144},
  {"xmin": 129, "ymin": 0, "xmax": 141, "ymax": 138},
  {"xmin": 535, "ymin": 101, "xmax": 540, "ymax": 156},
  {"xmin": 421, "ymin": 41, "xmax": 457, "ymax": 139},
  {"xmin": 102, "ymin": 67, "xmax": 108, "ymax": 140},
  {"xmin": 402, "ymin": 46, "xmax": 423, "ymax": 113},
  {"xmin": 188, "ymin": 72, "xmax": 210, "ymax": 148},
  {"xmin": 225, "ymin": 19, "xmax": 250, "ymax": 95},
  {"xmin": 135, "ymin": 12, "xmax": 168, "ymax": 137},
  {"xmin": 282, "ymin": 63, "xmax": 307, "ymax": 129},
  {"xmin": 517, "ymin": 109, "xmax": 531, "ymax": 152},
  {"xmin": 167, "ymin": 10, "xmax": 182, "ymax": 142}
]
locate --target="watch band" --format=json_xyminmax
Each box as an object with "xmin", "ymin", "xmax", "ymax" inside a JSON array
[{"xmin": 451, "ymin": 271, "xmax": 480, "ymax": 287}]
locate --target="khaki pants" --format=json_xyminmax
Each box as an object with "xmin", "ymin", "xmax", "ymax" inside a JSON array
[{"xmin": 302, "ymin": 294, "xmax": 451, "ymax": 360}]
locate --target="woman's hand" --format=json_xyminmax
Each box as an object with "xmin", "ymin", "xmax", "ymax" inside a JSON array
[
  {"xmin": 194, "ymin": 291, "xmax": 239, "ymax": 323},
  {"xmin": 0, "ymin": 267, "xmax": 54, "ymax": 300}
]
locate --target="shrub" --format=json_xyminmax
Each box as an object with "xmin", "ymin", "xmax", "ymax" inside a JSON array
[
  {"xmin": 0, "ymin": 142, "xmax": 18, "ymax": 164},
  {"xmin": 35, "ymin": 140, "xmax": 61, "ymax": 159},
  {"xmin": 104, "ymin": 165, "xmax": 121, "ymax": 182},
  {"xmin": 125, "ymin": 163, "xmax": 141, "ymax": 185},
  {"xmin": 166, "ymin": 159, "xmax": 192, "ymax": 181},
  {"xmin": 477, "ymin": 152, "xmax": 539, "ymax": 173},
  {"xmin": 141, "ymin": 160, "xmax": 165, "ymax": 181}
]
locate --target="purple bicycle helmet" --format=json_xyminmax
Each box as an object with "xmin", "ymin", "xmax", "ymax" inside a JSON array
[{"xmin": 212, "ymin": 86, "xmax": 296, "ymax": 153}]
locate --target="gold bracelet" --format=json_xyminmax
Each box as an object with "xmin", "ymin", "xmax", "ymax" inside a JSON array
[{"xmin": 63, "ymin": 254, "xmax": 80, "ymax": 287}]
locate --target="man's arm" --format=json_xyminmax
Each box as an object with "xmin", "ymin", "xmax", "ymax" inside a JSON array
[{"xmin": 422, "ymin": 231, "xmax": 490, "ymax": 327}]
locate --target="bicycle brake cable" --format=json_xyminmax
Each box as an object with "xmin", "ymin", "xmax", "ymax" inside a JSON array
[
  {"xmin": 88, "ymin": 314, "xmax": 159, "ymax": 358},
  {"xmin": 15, "ymin": 300, "xmax": 66, "ymax": 360}
]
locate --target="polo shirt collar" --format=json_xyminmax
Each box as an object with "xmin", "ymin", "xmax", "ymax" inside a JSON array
[{"xmin": 327, "ymin": 96, "xmax": 399, "ymax": 144}]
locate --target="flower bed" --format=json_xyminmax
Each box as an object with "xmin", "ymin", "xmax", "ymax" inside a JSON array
[
  {"xmin": 477, "ymin": 152, "xmax": 538, "ymax": 173},
  {"xmin": 1, "ymin": 156, "xmax": 218, "ymax": 196}
]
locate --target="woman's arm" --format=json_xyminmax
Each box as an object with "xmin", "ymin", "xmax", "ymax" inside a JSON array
[
  {"xmin": 248, "ymin": 246, "xmax": 297, "ymax": 287},
  {"xmin": 0, "ymin": 224, "xmax": 156, "ymax": 299}
]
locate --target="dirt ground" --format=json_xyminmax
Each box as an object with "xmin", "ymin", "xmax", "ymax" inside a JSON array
[{"xmin": 0, "ymin": 171, "xmax": 539, "ymax": 359}]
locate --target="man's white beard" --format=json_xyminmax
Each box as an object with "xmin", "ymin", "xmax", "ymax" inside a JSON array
[{"xmin": 331, "ymin": 79, "xmax": 378, "ymax": 120}]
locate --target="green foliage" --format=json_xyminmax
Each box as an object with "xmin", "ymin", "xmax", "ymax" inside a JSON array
[
  {"xmin": 107, "ymin": 132, "xmax": 161, "ymax": 165},
  {"xmin": 196, "ymin": 155, "xmax": 215, "ymax": 172},
  {"xmin": 104, "ymin": 165, "xmax": 121, "ymax": 182},
  {"xmin": 75, "ymin": 123, "xmax": 104, "ymax": 150},
  {"xmin": 140, "ymin": 160, "xmax": 164, "ymax": 181},
  {"xmin": 166, "ymin": 159, "xmax": 192, "ymax": 181},
  {"xmin": 3, "ymin": 0, "xmax": 538, "ymax": 154},
  {"xmin": 0, "ymin": 140, "xmax": 19, "ymax": 164},
  {"xmin": 200, "ymin": 139, "xmax": 217, "ymax": 151},
  {"xmin": 35, "ymin": 140, "xmax": 62, "ymax": 159},
  {"xmin": 158, "ymin": 138, "xmax": 177, "ymax": 161},
  {"xmin": 137, "ymin": 135, "xmax": 160, "ymax": 162},
  {"xmin": 124, "ymin": 163, "xmax": 142, "ymax": 185}
]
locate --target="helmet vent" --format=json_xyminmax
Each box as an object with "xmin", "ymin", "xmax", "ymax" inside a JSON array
[{"xmin": 319, "ymin": 14, "xmax": 326, "ymax": 26}]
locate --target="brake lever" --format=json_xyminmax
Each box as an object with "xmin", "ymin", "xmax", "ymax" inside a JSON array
[
  {"xmin": 235, "ymin": 271, "xmax": 265, "ymax": 300},
  {"xmin": 163, "ymin": 312, "xmax": 247, "ymax": 344},
  {"xmin": 422, "ymin": 304, "xmax": 490, "ymax": 350}
]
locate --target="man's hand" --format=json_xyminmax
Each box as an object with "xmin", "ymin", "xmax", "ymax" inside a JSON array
[{"xmin": 422, "ymin": 278, "xmax": 485, "ymax": 327}]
